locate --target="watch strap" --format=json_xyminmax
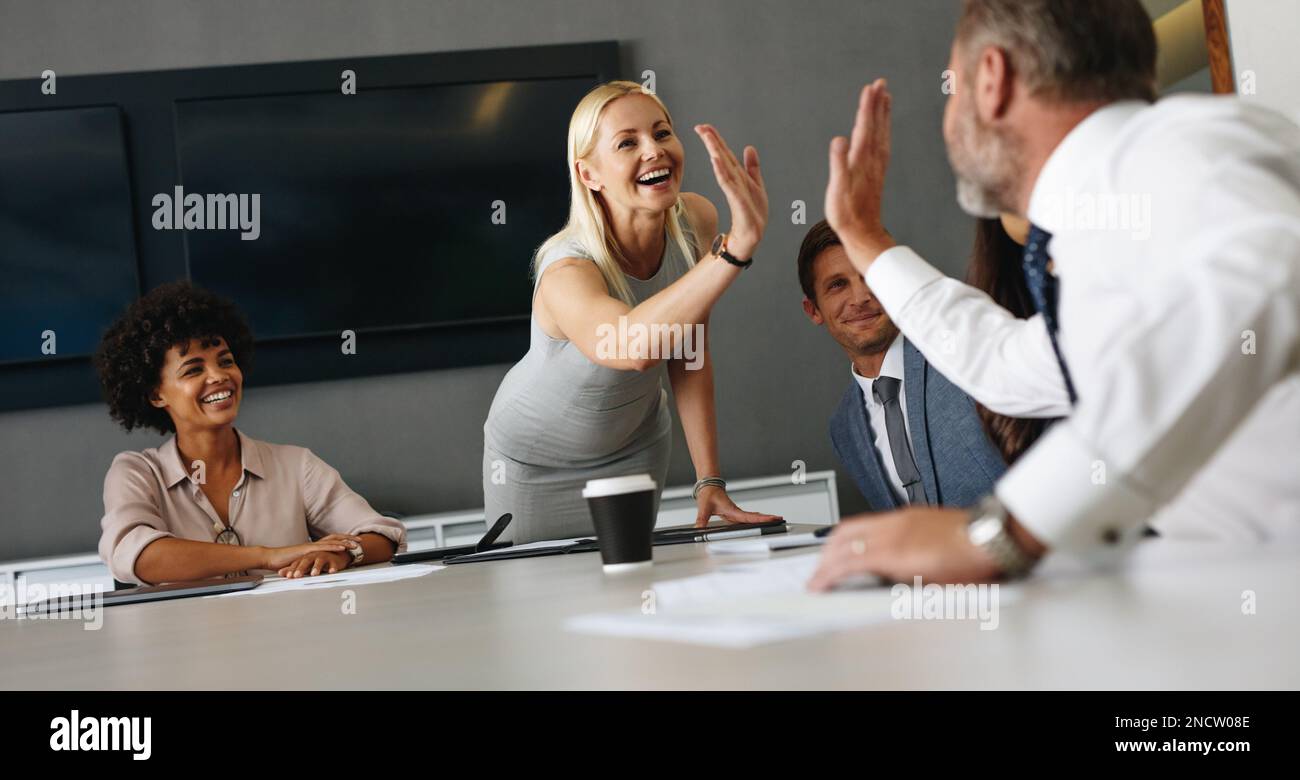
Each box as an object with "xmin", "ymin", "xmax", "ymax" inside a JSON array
[
  {"xmin": 719, "ymin": 247, "xmax": 753, "ymax": 268},
  {"xmin": 711, "ymin": 233, "xmax": 753, "ymax": 268}
]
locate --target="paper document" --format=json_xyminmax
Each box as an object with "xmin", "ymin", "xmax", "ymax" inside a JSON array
[
  {"xmin": 445, "ymin": 536, "xmax": 594, "ymax": 562},
  {"xmin": 566, "ymin": 553, "xmax": 896, "ymax": 648},
  {"xmin": 567, "ymin": 590, "xmax": 898, "ymax": 649},
  {"xmin": 494, "ymin": 536, "xmax": 592, "ymax": 553},
  {"xmin": 646, "ymin": 553, "xmax": 827, "ymax": 607},
  {"xmin": 707, "ymin": 532, "xmax": 826, "ymax": 556},
  {"xmin": 207, "ymin": 563, "xmax": 441, "ymax": 598}
]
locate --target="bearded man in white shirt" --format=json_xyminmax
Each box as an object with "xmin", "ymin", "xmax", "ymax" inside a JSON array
[{"xmin": 810, "ymin": 0, "xmax": 1300, "ymax": 589}]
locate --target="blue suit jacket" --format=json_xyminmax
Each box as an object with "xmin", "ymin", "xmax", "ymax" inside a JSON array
[{"xmin": 829, "ymin": 339, "xmax": 1006, "ymax": 511}]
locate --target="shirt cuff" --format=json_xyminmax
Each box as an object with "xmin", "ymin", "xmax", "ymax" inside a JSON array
[
  {"xmin": 352, "ymin": 521, "xmax": 408, "ymax": 554},
  {"xmin": 995, "ymin": 421, "xmax": 1155, "ymax": 562},
  {"xmin": 110, "ymin": 526, "xmax": 174, "ymax": 585},
  {"xmin": 863, "ymin": 245, "xmax": 946, "ymax": 313}
]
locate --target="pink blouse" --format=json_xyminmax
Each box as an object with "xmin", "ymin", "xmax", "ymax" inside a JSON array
[{"xmin": 99, "ymin": 429, "xmax": 407, "ymax": 584}]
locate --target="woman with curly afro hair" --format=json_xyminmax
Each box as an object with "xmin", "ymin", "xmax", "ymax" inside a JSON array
[{"xmin": 95, "ymin": 281, "xmax": 405, "ymax": 585}]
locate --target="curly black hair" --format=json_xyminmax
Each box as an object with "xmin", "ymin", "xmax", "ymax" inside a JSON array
[{"xmin": 95, "ymin": 281, "xmax": 254, "ymax": 434}]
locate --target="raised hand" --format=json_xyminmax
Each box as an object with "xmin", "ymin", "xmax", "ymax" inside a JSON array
[
  {"xmin": 695, "ymin": 124, "xmax": 767, "ymax": 260},
  {"xmin": 825, "ymin": 78, "xmax": 897, "ymax": 272}
]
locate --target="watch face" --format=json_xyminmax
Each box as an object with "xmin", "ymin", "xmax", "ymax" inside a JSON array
[
  {"xmin": 969, "ymin": 516, "xmax": 1002, "ymax": 546},
  {"xmin": 711, "ymin": 233, "xmax": 725, "ymax": 256}
]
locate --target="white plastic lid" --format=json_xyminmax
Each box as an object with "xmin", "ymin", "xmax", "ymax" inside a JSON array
[{"xmin": 582, "ymin": 473, "xmax": 657, "ymax": 498}]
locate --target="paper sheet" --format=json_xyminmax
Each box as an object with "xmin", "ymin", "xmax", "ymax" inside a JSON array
[
  {"xmin": 489, "ymin": 536, "xmax": 592, "ymax": 553},
  {"xmin": 206, "ymin": 563, "xmax": 441, "ymax": 597},
  {"xmin": 443, "ymin": 535, "xmax": 594, "ymax": 562},
  {"xmin": 567, "ymin": 552, "xmax": 1020, "ymax": 649},
  {"xmin": 649, "ymin": 553, "xmax": 859, "ymax": 608},
  {"xmin": 565, "ymin": 553, "xmax": 893, "ymax": 648},
  {"xmin": 707, "ymin": 532, "xmax": 826, "ymax": 556},
  {"xmin": 566, "ymin": 590, "xmax": 902, "ymax": 649}
]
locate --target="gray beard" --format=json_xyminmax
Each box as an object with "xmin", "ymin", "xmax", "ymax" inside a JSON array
[
  {"xmin": 949, "ymin": 98, "xmax": 1021, "ymax": 218},
  {"xmin": 956, "ymin": 175, "xmax": 1004, "ymax": 218}
]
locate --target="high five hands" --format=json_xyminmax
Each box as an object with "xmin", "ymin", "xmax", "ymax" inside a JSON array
[
  {"xmin": 825, "ymin": 78, "xmax": 897, "ymax": 274},
  {"xmin": 694, "ymin": 124, "xmax": 768, "ymax": 261}
]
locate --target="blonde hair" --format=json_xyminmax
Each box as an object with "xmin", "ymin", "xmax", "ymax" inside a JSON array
[{"xmin": 534, "ymin": 80, "xmax": 700, "ymax": 305}]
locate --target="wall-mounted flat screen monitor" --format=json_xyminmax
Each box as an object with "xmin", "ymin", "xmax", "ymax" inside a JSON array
[
  {"xmin": 0, "ymin": 106, "xmax": 139, "ymax": 364},
  {"xmin": 0, "ymin": 42, "xmax": 618, "ymax": 411},
  {"xmin": 174, "ymin": 77, "xmax": 592, "ymax": 341}
]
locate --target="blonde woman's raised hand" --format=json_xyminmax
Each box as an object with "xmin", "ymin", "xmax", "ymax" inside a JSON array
[{"xmin": 694, "ymin": 124, "xmax": 767, "ymax": 260}]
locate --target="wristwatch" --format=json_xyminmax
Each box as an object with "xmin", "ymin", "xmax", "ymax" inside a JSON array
[
  {"xmin": 347, "ymin": 541, "xmax": 365, "ymax": 567},
  {"xmin": 711, "ymin": 233, "xmax": 753, "ymax": 269},
  {"xmin": 967, "ymin": 494, "xmax": 1038, "ymax": 579}
]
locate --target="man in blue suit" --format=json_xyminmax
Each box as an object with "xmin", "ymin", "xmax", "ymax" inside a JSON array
[{"xmin": 798, "ymin": 220, "xmax": 1005, "ymax": 510}]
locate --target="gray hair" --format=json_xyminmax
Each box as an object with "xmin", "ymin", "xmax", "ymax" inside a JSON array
[{"xmin": 955, "ymin": 0, "xmax": 1157, "ymax": 104}]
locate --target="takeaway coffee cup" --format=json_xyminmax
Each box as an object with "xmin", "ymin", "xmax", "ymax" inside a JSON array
[{"xmin": 582, "ymin": 474, "xmax": 657, "ymax": 573}]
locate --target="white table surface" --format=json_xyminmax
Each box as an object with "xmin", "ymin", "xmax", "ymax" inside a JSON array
[{"xmin": 2, "ymin": 528, "xmax": 1297, "ymax": 690}]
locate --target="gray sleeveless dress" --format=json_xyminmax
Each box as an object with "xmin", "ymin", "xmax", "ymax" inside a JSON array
[{"xmin": 483, "ymin": 215, "xmax": 696, "ymax": 543}]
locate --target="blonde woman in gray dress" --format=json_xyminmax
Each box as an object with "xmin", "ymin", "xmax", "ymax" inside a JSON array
[{"xmin": 483, "ymin": 80, "xmax": 780, "ymax": 543}]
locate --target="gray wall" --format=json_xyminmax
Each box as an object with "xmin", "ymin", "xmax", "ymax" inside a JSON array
[{"xmin": 3, "ymin": 0, "xmax": 995, "ymax": 559}]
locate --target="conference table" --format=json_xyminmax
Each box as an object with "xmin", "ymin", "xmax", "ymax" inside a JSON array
[{"xmin": 3, "ymin": 526, "xmax": 1297, "ymax": 689}]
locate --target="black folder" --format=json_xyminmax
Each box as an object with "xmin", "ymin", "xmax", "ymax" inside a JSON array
[{"xmin": 391, "ymin": 512, "xmax": 514, "ymax": 565}]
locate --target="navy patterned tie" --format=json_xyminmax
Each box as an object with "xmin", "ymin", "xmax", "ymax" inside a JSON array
[{"xmin": 1023, "ymin": 224, "xmax": 1078, "ymax": 405}]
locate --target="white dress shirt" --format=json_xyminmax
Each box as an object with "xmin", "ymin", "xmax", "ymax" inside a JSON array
[
  {"xmin": 851, "ymin": 334, "xmax": 913, "ymax": 504},
  {"xmin": 866, "ymin": 96, "xmax": 1300, "ymax": 556}
]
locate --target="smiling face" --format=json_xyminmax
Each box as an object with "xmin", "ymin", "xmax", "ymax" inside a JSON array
[
  {"xmin": 576, "ymin": 92, "xmax": 684, "ymax": 215},
  {"xmin": 802, "ymin": 244, "xmax": 899, "ymax": 357},
  {"xmin": 149, "ymin": 336, "xmax": 243, "ymax": 433}
]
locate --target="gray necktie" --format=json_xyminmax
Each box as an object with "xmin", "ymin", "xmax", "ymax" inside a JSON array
[{"xmin": 871, "ymin": 376, "xmax": 928, "ymax": 505}]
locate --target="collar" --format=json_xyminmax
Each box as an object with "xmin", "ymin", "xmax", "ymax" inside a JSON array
[
  {"xmin": 1027, "ymin": 101, "xmax": 1146, "ymax": 234},
  {"xmin": 158, "ymin": 428, "xmax": 264, "ymax": 488},
  {"xmin": 851, "ymin": 333, "xmax": 904, "ymax": 401},
  {"xmin": 235, "ymin": 429, "xmax": 266, "ymax": 479}
]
